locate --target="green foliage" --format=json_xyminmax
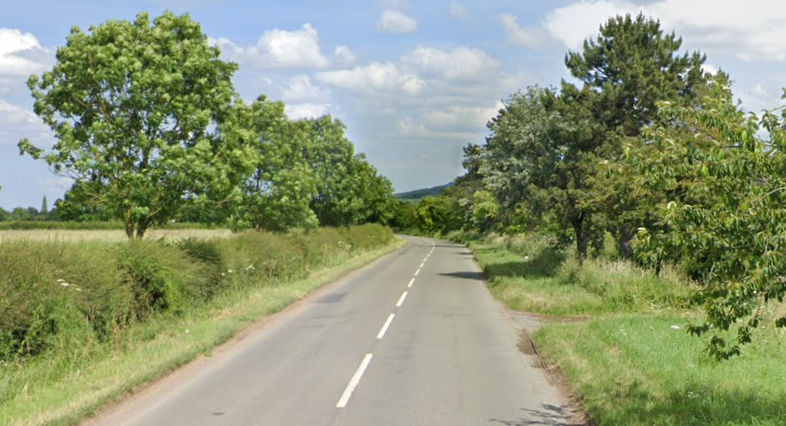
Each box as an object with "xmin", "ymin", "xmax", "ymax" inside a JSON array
[
  {"xmin": 565, "ymin": 13, "xmax": 706, "ymax": 137},
  {"xmin": 413, "ymin": 195, "xmax": 463, "ymax": 235},
  {"xmin": 0, "ymin": 225, "xmax": 393, "ymax": 363},
  {"xmin": 565, "ymin": 13, "xmax": 707, "ymax": 258},
  {"xmin": 225, "ymin": 97, "xmax": 318, "ymax": 232},
  {"xmin": 632, "ymin": 77, "xmax": 786, "ymax": 359},
  {"xmin": 19, "ymin": 11, "xmax": 247, "ymax": 239},
  {"xmin": 303, "ymin": 117, "xmax": 397, "ymax": 227}
]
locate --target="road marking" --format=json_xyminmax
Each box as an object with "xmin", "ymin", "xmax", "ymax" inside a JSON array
[
  {"xmin": 396, "ymin": 291, "xmax": 408, "ymax": 307},
  {"xmin": 407, "ymin": 277, "xmax": 416, "ymax": 288},
  {"xmin": 414, "ymin": 268, "xmax": 421, "ymax": 277},
  {"xmin": 420, "ymin": 261, "xmax": 425, "ymax": 268},
  {"xmin": 336, "ymin": 353, "xmax": 373, "ymax": 408},
  {"xmin": 376, "ymin": 314, "xmax": 395, "ymax": 339}
]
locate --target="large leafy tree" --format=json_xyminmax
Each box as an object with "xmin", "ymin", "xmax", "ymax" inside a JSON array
[
  {"xmin": 302, "ymin": 117, "xmax": 395, "ymax": 227},
  {"xmin": 565, "ymin": 13, "xmax": 707, "ymax": 257},
  {"xmin": 19, "ymin": 11, "xmax": 248, "ymax": 239},
  {"xmin": 633, "ymin": 77, "xmax": 786, "ymax": 359},
  {"xmin": 226, "ymin": 97, "xmax": 318, "ymax": 231},
  {"xmin": 469, "ymin": 86, "xmax": 606, "ymax": 258}
]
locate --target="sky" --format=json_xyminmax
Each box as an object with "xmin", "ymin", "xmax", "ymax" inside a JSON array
[{"xmin": 1, "ymin": 0, "xmax": 785, "ymax": 209}]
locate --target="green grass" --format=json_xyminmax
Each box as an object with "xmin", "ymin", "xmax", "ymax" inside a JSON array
[
  {"xmin": 461, "ymin": 232, "xmax": 786, "ymax": 426},
  {"xmin": 536, "ymin": 317, "xmax": 786, "ymax": 426},
  {"xmin": 0, "ymin": 226, "xmax": 402, "ymax": 426}
]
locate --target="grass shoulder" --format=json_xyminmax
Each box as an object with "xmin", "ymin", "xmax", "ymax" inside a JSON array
[{"xmin": 457, "ymin": 232, "xmax": 786, "ymax": 426}]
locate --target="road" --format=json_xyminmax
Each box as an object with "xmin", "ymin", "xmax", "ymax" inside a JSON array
[{"xmin": 84, "ymin": 237, "xmax": 580, "ymax": 426}]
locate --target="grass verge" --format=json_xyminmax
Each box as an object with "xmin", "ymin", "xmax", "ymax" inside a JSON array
[
  {"xmin": 461, "ymin": 232, "xmax": 786, "ymax": 426},
  {"xmin": 0, "ymin": 234, "xmax": 404, "ymax": 426}
]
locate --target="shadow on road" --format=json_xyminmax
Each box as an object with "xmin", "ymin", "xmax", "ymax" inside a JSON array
[
  {"xmin": 438, "ymin": 271, "xmax": 485, "ymax": 281},
  {"xmin": 490, "ymin": 403, "xmax": 586, "ymax": 426}
]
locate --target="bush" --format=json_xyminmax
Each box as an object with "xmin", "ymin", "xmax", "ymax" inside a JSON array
[
  {"xmin": 0, "ymin": 241, "xmax": 127, "ymax": 359},
  {"xmin": 0, "ymin": 225, "xmax": 395, "ymax": 363}
]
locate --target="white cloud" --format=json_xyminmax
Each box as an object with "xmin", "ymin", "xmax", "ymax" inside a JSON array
[
  {"xmin": 376, "ymin": 10, "xmax": 418, "ymax": 34},
  {"xmin": 0, "ymin": 28, "xmax": 49, "ymax": 76},
  {"xmin": 701, "ymin": 63, "xmax": 718, "ymax": 75},
  {"xmin": 0, "ymin": 29, "xmax": 53, "ymax": 96},
  {"xmin": 543, "ymin": 0, "xmax": 786, "ymax": 60},
  {"xmin": 402, "ymin": 46, "xmax": 500, "ymax": 81},
  {"xmin": 0, "ymin": 100, "xmax": 51, "ymax": 148},
  {"xmin": 542, "ymin": 1, "xmax": 630, "ymax": 51},
  {"xmin": 212, "ymin": 23, "xmax": 331, "ymax": 69},
  {"xmin": 332, "ymin": 45, "xmax": 356, "ymax": 66},
  {"xmin": 735, "ymin": 83, "xmax": 784, "ymax": 113},
  {"xmin": 280, "ymin": 75, "xmax": 331, "ymax": 103},
  {"xmin": 421, "ymin": 103, "xmax": 503, "ymax": 132},
  {"xmin": 449, "ymin": 2, "xmax": 468, "ymax": 19},
  {"xmin": 500, "ymin": 14, "xmax": 538, "ymax": 47},
  {"xmin": 285, "ymin": 103, "xmax": 331, "ymax": 120},
  {"xmin": 316, "ymin": 62, "xmax": 426, "ymax": 95}
]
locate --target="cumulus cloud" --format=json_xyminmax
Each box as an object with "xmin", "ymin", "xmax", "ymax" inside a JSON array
[
  {"xmin": 0, "ymin": 29, "xmax": 53, "ymax": 96},
  {"xmin": 212, "ymin": 23, "xmax": 331, "ymax": 69},
  {"xmin": 280, "ymin": 75, "xmax": 331, "ymax": 103},
  {"xmin": 285, "ymin": 103, "xmax": 332, "ymax": 120},
  {"xmin": 420, "ymin": 103, "xmax": 503, "ymax": 132},
  {"xmin": 402, "ymin": 46, "xmax": 500, "ymax": 81},
  {"xmin": 0, "ymin": 100, "xmax": 51, "ymax": 148},
  {"xmin": 376, "ymin": 10, "xmax": 418, "ymax": 33},
  {"xmin": 543, "ymin": 0, "xmax": 786, "ymax": 60},
  {"xmin": 316, "ymin": 62, "xmax": 426, "ymax": 95},
  {"xmin": 333, "ymin": 45, "xmax": 356, "ymax": 66},
  {"xmin": 500, "ymin": 14, "xmax": 538, "ymax": 47}
]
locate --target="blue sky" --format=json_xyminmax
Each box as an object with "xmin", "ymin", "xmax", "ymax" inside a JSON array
[{"xmin": 1, "ymin": 0, "xmax": 785, "ymax": 209}]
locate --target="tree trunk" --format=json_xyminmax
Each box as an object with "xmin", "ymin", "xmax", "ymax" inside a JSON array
[
  {"xmin": 574, "ymin": 212, "xmax": 589, "ymax": 261},
  {"xmin": 124, "ymin": 209, "xmax": 135, "ymax": 240},
  {"xmin": 617, "ymin": 226, "xmax": 634, "ymax": 260}
]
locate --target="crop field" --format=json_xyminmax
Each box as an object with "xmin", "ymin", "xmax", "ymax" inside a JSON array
[{"xmin": 0, "ymin": 228, "xmax": 233, "ymax": 242}]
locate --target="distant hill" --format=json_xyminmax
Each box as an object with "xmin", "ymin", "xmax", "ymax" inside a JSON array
[{"xmin": 395, "ymin": 183, "xmax": 453, "ymax": 201}]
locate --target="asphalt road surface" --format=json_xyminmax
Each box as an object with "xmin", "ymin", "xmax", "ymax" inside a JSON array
[{"xmin": 84, "ymin": 236, "xmax": 579, "ymax": 426}]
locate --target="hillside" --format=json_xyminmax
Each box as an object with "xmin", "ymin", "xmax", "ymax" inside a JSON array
[{"xmin": 395, "ymin": 183, "xmax": 452, "ymax": 201}]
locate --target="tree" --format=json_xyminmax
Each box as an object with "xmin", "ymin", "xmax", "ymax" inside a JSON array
[
  {"xmin": 413, "ymin": 196, "xmax": 462, "ymax": 235},
  {"xmin": 55, "ymin": 180, "xmax": 116, "ymax": 222},
  {"xmin": 632, "ymin": 77, "xmax": 786, "ymax": 359},
  {"xmin": 19, "ymin": 11, "xmax": 247, "ymax": 239},
  {"xmin": 565, "ymin": 13, "xmax": 707, "ymax": 257},
  {"xmin": 301, "ymin": 117, "xmax": 395, "ymax": 227},
  {"xmin": 468, "ymin": 86, "xmax": 605, "ymax": 258},
  {"xmin": 40, "ymin": 196, "xmax": 48, "ymax": 216},
  {"xmin": 226, "ymin": 97, "xmax": 318, "ymax": 231}
]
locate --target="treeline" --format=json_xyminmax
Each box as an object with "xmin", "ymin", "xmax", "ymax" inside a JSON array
[
  {"xmin": 10, "ymin": 12, "xmax": 396, "ymax": 238},
  {"xmin": 401, "ymin": 14, "xmax": 786, "ymax": 358}
]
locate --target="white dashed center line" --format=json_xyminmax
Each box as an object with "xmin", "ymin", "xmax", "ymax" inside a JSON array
[
  {"xmin": 336, "ymin": 353, "xmax": 373, "ymax": 408},
  {"xmin": 376, "ymin": 314, "xmax": 396, "ymax": 339},
  {"xmin": 396, "ymin": 291, "xmax": 408, "ymax": 308}
]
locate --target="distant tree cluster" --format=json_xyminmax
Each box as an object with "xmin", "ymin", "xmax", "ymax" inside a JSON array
[
  {"xmin": 399, "ymin": 13, "xmax": 786, "ymax": 359},
  {"xmin": 18, "ymin": 11, "xmax": 396, "ymax": 238}
]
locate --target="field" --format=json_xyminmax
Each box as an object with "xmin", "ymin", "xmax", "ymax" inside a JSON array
[{"xmin": 459, "ymin": 232, "xmax": 786, "ymax": 426}]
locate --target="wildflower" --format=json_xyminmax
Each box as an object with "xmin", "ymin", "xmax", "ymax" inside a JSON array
[{"xmin": 228, "ymin": 269, "xmax": 234, "ymax": 274}]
